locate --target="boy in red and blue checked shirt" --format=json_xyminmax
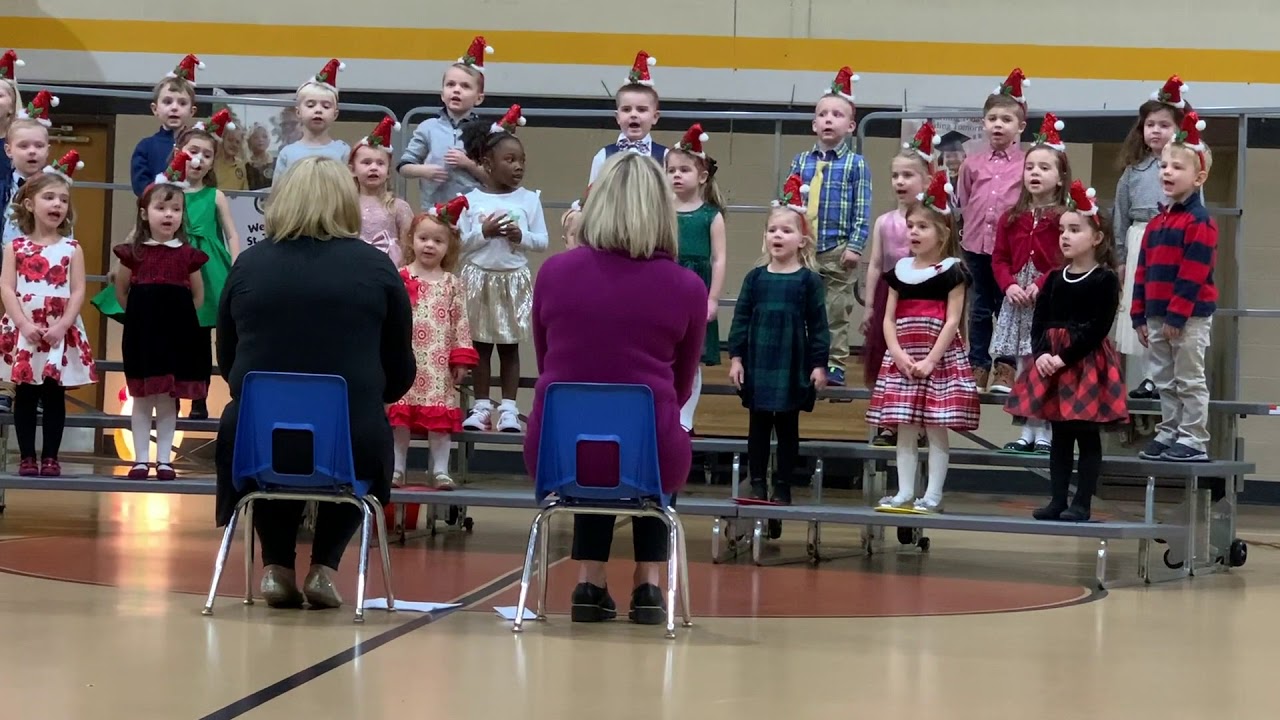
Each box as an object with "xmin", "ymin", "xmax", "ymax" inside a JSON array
[{"xmin": 1131, "ymin": 110, "xmax": 1217, "ymax": 462}]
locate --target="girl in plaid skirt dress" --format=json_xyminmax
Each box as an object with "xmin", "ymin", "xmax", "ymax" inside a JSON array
[
  {"xmin": 1006, "ymin": 181, "xmax": 1127, "ymax": 522},
  {"xmin": 868, "ymin": 172, "xmax": 980, "ymax": 515}
]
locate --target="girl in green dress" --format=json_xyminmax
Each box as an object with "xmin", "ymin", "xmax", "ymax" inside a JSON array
[{"xmin": 666, "ymin": 124, "xmax": 727, "ymax": 433}]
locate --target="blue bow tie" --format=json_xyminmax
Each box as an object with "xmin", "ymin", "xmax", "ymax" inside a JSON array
[{"xmin": 617, "ymin": 139, "xmax": 651, "ymax": 154}]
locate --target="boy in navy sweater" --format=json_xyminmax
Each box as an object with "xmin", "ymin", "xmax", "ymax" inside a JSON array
[
  {"xmin": 1131, "ymin": 111, "xmax": 1217, "ymax": 462},
  {"xmin": 130, "ymin": 55, "xmax": 200, "ymax": 196},
  {"xmin": 588, "ymin": 51, "xmax": 665, "ymax": 183}
]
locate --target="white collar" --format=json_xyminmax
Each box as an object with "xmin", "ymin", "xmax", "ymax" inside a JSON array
[
  {"xmin": 894, "ymin": 256, "xmax": 959, "ymax": 285},
  {"xmin": 143, "ymin": 239, "xmax": 184, "ymax": 248}
]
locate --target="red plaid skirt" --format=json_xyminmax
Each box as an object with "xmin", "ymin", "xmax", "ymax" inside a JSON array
[
  {"xmin": 1005, "ymin": 328, "xmax": 1129, "ymax": 423},
  {"xmin": 867, "ymin": 315, "xmax": 980, "ymax": 430}
]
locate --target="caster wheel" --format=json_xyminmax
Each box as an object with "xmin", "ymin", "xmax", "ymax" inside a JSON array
[
  {"xmin": 1163, "ymin": 548, "xmax": 1184, "ymax": 570},
  {"xmin": 767, "ymin": 519, "xmax": 782, "ymax": 540},
  {"xmin": 1229, "ymin": 539, "xmax": 1247, "ymax": 568},
  {"xmin": 917, "ymin": 537, "xmax": 930, "ymax": 552},
  {"xmin": 462, "ymin": 517, "xmax": 475, "ymax": 533},
  {"xmin": 896, "ymin": 527, "xmax": 914, "ymax": 545}
]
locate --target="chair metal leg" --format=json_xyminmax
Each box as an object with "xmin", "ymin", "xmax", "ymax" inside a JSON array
[
  {"xmin": 366, "ymin": 497, "xmax": 396, "ymax": 611},
  {"xmin": 242, "ymin": 501, "xmax": 255, "ymax": 605},
  {"xmin": 202, "ymin": 501, "xmax": 244, "ymax": 616},
  {"xmin": 664, "ymin": 515, "xmax": 679, "ymax": 639},
  {"xmin": 353, "ymin": 504, "xmax": 373, "ymax": 623},
  {"xmin": 536, "ymin": 510, "xmax": 552, "ymax": 621},
  {"xmin": 672, "ymin": 512, "xmax": 692, "ymax": 628},
  {"xmin": 512, "ymin": 509, "xmax": 545, "ymax": 633}
]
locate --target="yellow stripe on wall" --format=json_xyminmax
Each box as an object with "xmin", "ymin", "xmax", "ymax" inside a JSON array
[{"xmin": 9, "ymin": 16, "xmax": 1280, "ymax": 85}]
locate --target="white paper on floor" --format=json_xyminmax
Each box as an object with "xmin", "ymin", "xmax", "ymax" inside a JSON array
[
  {"xmin": 363, "ymin": 598, "xmax": 460, "ymax": 612},
  {"xmin": 494, "ymin": 606, "xmax": 538, "ymax": 620}
]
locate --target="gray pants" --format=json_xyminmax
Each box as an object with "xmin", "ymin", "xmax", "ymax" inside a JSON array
[{"xmin": 1147, "ymin": 317, "xmax": 1212, "ymax": 452}]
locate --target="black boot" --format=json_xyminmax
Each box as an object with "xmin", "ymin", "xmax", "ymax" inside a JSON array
[
  {"xmin": 1061, "ymin": 425, "xmax": 1100, "ymax": 523},
  {"xmin": 1034, "ymin": 427, "xmax": 1071, "ymax": 521},
  {"xmin": 749, "ymin": 478, "xmax": 768, "ymax": 501},
  {"xmin": 770, "ymin": 478, "xmax": 792, "ymax": 505},
  {"xmin": 189, "ymin": 398, "xmax": 209, "ymax": 420}
]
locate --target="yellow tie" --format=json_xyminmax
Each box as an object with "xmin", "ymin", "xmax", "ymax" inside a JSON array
[{"xmin": 805, "ymin": 159, "xmax": 828, "ymax": 232}]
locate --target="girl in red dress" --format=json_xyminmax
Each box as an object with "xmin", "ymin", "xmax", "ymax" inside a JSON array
[
  {"xmin": 1006, "ymin": 181, "xmax": 1128, "ymax": 522},
  {"xmin": 388, "ymin": 196, "xmax": 479, "ymax": 489}
]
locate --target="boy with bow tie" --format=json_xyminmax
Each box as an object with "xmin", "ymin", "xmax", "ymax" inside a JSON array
[{"xmin": 588, "ymin": 51, "xmax": 666, "ymax": 183}]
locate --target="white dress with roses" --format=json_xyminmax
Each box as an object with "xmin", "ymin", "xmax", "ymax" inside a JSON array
[{"xmin": 0, "ymin": 237, "xmax": 97, "ymax": 387}]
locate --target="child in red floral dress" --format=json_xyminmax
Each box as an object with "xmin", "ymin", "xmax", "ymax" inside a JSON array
[
  {"xmin": 0, "ymin": 152, "xmax": 98, "ymax": 476},
  {"xmin": 388, "ymin": 196, "xmax": 479, "ymax": 489}
]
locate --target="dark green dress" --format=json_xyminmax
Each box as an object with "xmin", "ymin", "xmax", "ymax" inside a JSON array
[
  {"xmin": 677, "ymin": 204, "xmax": 722, "ymax": 366},
  {"xmin": 728, "ymin": 266, "xmax": 830, "ymax": 412}
]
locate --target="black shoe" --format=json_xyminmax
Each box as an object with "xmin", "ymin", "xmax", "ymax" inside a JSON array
[
  {"xmin": 1138, "ymin": 439, "xmax": 1170, "ymax": 460},
  {"xmin": 629, "ymin": 583, "xmax": 666, "ymax": 625},
  {"xmin": 189, "ymin": 399, "xmax": 209, "ymax": 420},
  {"xmin": 748, "ymin": 479, "xmax": 769, "ymax": 501},
  {"xmin": 1032, "ymin": 501, "xmax": 1067, "ymax": 521},
  {"xmin": 1060, "ymin": 505, "xmax": 1092, "ymax": 522},
  {"xmin": 1161, "ymin": 442, "xmax": 1208, "ymax": 462},
  {"xmin": 570, "ymin": 582, "xmax": 617, "ymax": 623},
  {"xmin": 770, "ymin": 481, "xmax": 792, "ymax": 505},
  {"xmin": 1129, "ymin": 379, "xmax": 1159, "ymax": 399}
]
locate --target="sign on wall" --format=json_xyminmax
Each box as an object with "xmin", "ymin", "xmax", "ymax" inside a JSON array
[{"xmin": 229, "ymin": 194, "xmax": 266, "ymax": 254}]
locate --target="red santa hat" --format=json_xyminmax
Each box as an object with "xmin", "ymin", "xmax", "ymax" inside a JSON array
[
  {"xmin": 994, "ymin": 67, "xmax": 1029, "ymax": 105},
  {"xmin": 1033, "ymin": 113, "xmax": 1066, "ymax": 151},
  {"xmin": 458, "ymin": 36, "xmax": 495, "ymax": 73},
  {"xmin": 1173, "ymin": 110, "xmax": 1207, "ymax": 152},
  {"xmin": 1152, "ymin": 74, "xmax": 1189, "ymax": 109},
  {"xmin": 18, "ymin": 90, "xmax": 59, "ymax": 127},
  {"xmin": 1066, "ymin": 180, "xmax": 1099, "ymax": 217},
  {"xmin": 772, "ymin": 174, "xmax": 810, "ymax": 216},
  {"xmin": 903, "ymin": 120, "xmax": 940, "ymax": 162},
  {"xmin": 194, "ymin": 108, "xmax": 237, "ymax": 141},
  {"xmin": 357, "ymin": 116, "xmax": 401, "ymax": 154},
  {"xmin": 627, "ymin": 51, "xmax": 657, "ymax": 86},
  {"xmin": 155, "ymin": 150, "xmax": 196, "ymax": 189},
  {"xmin": 672, "ymin": 124, "xmax": 710, "ymax": 158},
  {"xmin": 305, "ymin": 58, "xmax": 345, "ymax": 94},
  {"xmin": 167, "ymin": 54, "xmax": 205, "ymax": 85},
  {"xmin": 917, "ymin": 171, "xmax": 953, "ymax": 215},
  {"xmin": 490, "ymin": 104, "xmax": 526, "ymax": 135},
  {"xmin": 827, "ymin": 66, "xmax": 859, "ymax": 103},
  {"xmin": 428, "ymin": 195, "xmax": 469, "ymax": 228},
  {"xmin": 0, "ymin": 49, "xmax": 24, "ymax": 81},
  {"xmin": 43, "ymin": 150, "xmax": 84, "ymax": 185}
]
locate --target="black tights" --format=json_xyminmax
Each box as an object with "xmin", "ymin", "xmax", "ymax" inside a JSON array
[
  {"xmin": 472, "ymin": 342, "xmax": 520, "ymax": 402},
  {"xmin": 253, "ymin": 500, "xmax": 363, "ymax": 571},
  {"xmin": 747, "ymin": 410, "xmax": 800, "ymax": 483},
  {"xmin": 1048, "ymin": 420, "xmax": 1102, "ymax": 510},
  {"xmin": 571, "ymin": 513, "xmax": 671, "ymax": 563},
  {"xmin": 15, "ymin": 381, "xmax": 66, "ymax": 460}
]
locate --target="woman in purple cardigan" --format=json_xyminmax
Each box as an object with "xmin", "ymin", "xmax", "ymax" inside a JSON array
[{"xmin": 523, "ymin": 152, "xmax": 708, "ymax": 626}]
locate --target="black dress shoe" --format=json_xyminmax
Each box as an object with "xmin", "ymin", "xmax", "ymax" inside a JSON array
[
  {"xmin": 189, "ymin": 398, "xmax": 209, "ymax": 420},
  {"xmin": 629, "ymin": 583, "xmax": 666, "ymax": 625},
  {"xmin": 770, "ymin": 481, "xmax": 792, "ymax": 505},
  {"xmin": 570, "ymin": 582, "xmax": 617, "ymax": 623},
  {"xmin": 748, "ymin": 479, "xmax": 769, "ymax": 501}
]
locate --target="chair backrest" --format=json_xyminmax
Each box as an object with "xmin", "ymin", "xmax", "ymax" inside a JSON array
[
  {"xmin": 231, "ymin": 371, "xmax": 365, "ymax": 496},
  {"xmin": 534, "ymin": 382, "xmax": 667, "ymax": 507}
]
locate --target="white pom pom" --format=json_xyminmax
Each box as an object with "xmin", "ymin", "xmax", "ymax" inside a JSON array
[
  {"xmin": 770, "ymin": 200, "xmax": 782, "ymax": 208},
  {"xmin": 698, "ymin": 132, "xmax": 709, "ymax": 142},
  {"xmin": 393, "ymin": 121, "xmax": 402, "ymax": 130},
  {"xmin": 1053, "ymin": 120, "xmax": 1064, "ymax": 131},
  {"xmin": 427, "ymin": 207, "xmax": 439, "ymax": 217},
  {"xmin": 944, "ymin": 182, "xmax": 954, "ymax": 194},
  {"xmin": 1195, "ymin": 119, "xmax": 1206, "ymax": 131},
  {"xmin": 902, "ymin": 141, "xmax": 910, "ymax": 150},
  {"xmin": 517, "ymin": 116, "xmax": 527, "ymax": 126},
  {"xmin": 1022, "ymin": 79, "xmax": 1031, "ymax": 86},
  {"xmin": 14, "ymin": 59, "xmax": 24, "ymax": 68},
  {"xmin": 75, "ymin": 161, "xmax": 85, "ymax": 170},
  {"xmin": 49, "ymin": 95, "xmax": 59, "ymax": 108},
  {"xmin": 799, "ymin": 184, "xmax": 810, "ymax": 195},
  {"xmin": 932, "ymin": 134, "xmax": 941, "ymax": 145},
  {"xmin": 1181, "ymin": 83, "xmax": 1189, "ymax": 94},
  {"xmin": 197, "ymin": 61, "xmax": 206, "ymax": 69},
  {"xmin": 1151, "ymin": 90, "xmax": 1160, "ymax": 102},
  {"xmin": 338, "ymin": 62, "xmax": 347, "ymax": 70},
  {"xmin": 647, "ymin": 56, "xmax": 657, "ymax": 66},
  {"xmin": 226, "ymin": 121, "xmax": 237, "ymax": 131},
  {"xmin": 1085, "ymin": 187, "xmax": 1096, "ymax": 199},
  {"xmin": 993, "ymin": 85, "xmax": 1002, "ymax": 95},
  {"xmin": 851, "ymin": 74, "xmax": 860, "ymax": 82},
  {"xmin": 485, "ymin": 46, "xmax": 495, "ymax": 55}
]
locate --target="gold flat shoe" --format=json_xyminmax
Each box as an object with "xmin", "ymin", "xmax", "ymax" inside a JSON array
[
  {"xmin": 303, "ymin": 564, "xmax": 344, "ymax": 609},
  {"xmin": 433, "ymin": 472, "xmax": 457, "ymax": 491},
  {"xmin": 261, "ymin": 565, "xmax": 305, "ymax": 608}
]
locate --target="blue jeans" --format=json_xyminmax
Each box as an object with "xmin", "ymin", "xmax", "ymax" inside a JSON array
[{"xmin": 963, "ymin": 250, "xmax": 1009, "ymax": 371}]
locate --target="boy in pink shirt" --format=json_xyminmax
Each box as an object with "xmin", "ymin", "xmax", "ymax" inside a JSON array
[{"xmin": 957, "ymin": 68, "xmax": 1029, "ymax": 392}]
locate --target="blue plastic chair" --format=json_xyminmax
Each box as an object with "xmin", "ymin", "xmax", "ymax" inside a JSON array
[
  {"xmin": 201, "ymin": 372, "xmax": 395, "ymax": 623},
  {"xmin": 513, "ymin": 383, "xmax": 691, "ymax": 638}
]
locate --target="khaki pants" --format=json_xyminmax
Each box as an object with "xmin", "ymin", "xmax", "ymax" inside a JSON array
[
  {"xmin": 816, "ymin": 246, "xmax": 854, "ymax": 369},
  {"xmin": 0, "ymin": 381, "xmax": 11, "ymax": 401},
  {"xmin": 1147, "ymin": 317, "xmax": 1212, "ymax": 452}
]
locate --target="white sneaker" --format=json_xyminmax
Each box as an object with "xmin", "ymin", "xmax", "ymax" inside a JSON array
[
  {"xmin": 496, "ymin": 407, "xmax": 522, "ymax": 433},
  {"xmin": 462, "ymin": 402, "xmax": 492, "ymax": 431}
]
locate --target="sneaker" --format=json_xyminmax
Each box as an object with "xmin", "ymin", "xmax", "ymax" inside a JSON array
[
  {"xmin": 1138, "ymin": 439, "xmax": 1170, "ymax": 460},
  {"xmin": 912, "ymin": 497, "xmax": 944, "ymax": 514},
  {"xmin": 973, "ymin": 366, "xmax": 990, "ymax": 391},
  {"xmin": 462, "ymin": 401, "xmax": 492, "ymax": 431},
  {"xmin": 826, "ymin": 365, "xmax": 846, "ymax": 387},
  {"xmin": 495, "ymin": 407, "xmax": 522, "ymax": 433},
  {"xmin": 17, "ymin": 457, "xmax": 37, "ymax": 476},
  {"xmin": 39, "ymin": 458, "xmax": 61, "ymax": 477},
  {"xmin": 1161, "ymin": 442, "xmax": 1208, "ymax": 462},
  {"xmin": 988, "ymin": 361, "xmax": 1016, "ymax": 394},
  {"xmin": 570, "ymin": 582, "xmax": 617, "ymax": 623},
  {"xmin": 629, "ymin": 583, "xmax": 666, "ymax": 625}
]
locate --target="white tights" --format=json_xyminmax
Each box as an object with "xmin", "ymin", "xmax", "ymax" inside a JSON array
[
  {"xmin": 1015, "ymin": 356, "xmax": 1052, "ymax": 444},
  {"xmin": 131, "ymin": 395, "xmax": 178, "ymax": 465},
  {"xmin": 679, "ymin": 368, "xmax": 703, "ymax": 432},
  {"xmin": 890, "ymin": 424, "xmax": 951, "ymax": 505},
  {"xmin": 393, "ymin": 426, "xmax": 453, "ymax": 475}
]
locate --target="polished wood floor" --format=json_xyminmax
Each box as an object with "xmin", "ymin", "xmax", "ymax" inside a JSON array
[{"xmin": 1, "ymin": 482, "xmax": 1277, "ymax": 719}]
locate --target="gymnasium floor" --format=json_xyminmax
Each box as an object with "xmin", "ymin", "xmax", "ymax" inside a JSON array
[{"xmin": 0, "ymin": 479, "xmax": 1276, "ymax": 720}]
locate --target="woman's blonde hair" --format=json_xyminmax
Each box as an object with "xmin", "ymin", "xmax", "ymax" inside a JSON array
[
  {"xmin": 266, "ymin": 156, "xmax": 361, "ymax": 241},
  {"xmin": 580, "ymin": 153, "xmax": 678, "ymax": 258},
  {"xmin": 0, "ymin": 79, "xmax": 21, "ymax": 132},
  {"xmin": 758, "ymin": 207, "xmax": 817, "ymax": 270}
]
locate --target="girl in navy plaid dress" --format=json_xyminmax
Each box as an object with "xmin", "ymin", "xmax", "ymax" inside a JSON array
[
  {"xmin": 868, "ymin": 172, "xmax": 980, "ymax": 515},
  {"xmin": 728, "ymin": 175, "xmax": 830, "ymax": 505},
  {"xmin": 1006, "ymin": 181, "xmax": 1128, "ymax": 522}
]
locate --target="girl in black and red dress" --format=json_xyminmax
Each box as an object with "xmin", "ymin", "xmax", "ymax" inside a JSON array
[{"xmin": 1006, "ymin": 181, "xmax": 1128, "ymax": 522}]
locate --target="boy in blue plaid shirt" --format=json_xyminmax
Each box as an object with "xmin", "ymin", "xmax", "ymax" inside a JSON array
[{"xmin": 787, "ymin": 67, "xmax": 872, "ymax": 386}]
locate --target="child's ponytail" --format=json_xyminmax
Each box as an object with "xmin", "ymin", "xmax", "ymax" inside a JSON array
[{"xmin": 701, "ymin": 157, "xmax": 728, "ymax": 216}]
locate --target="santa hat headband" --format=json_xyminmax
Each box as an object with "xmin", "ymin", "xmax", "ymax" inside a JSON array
[
  {"xmin": 303, "ymin": 58, "xmax": 345, "ymax": 94},
  {"xmin": 458, "ymin": 36, "xmax": 494, "ymax": 73},
  {"xmin": 155, "ymin": 150, "xmax": 197, "ymax": 189},
  {"xmin": 18, "ymin": 90, "xmax": 59, "ymax": 127},
  {"xmin": 917, "ymin": 171, "xmax": 954, "ymax": 215},
  {"xmin": 167, "ymin": 54, "xmax": 205, "ymax": 86},
  {"xmin": 627, "ymin": 51, "xmax": 657, "ymax": 87},
  {"xmin": 772, "ymin": 174, "xmax": 810, "ymax": 217},
  {"xmin": 994, "ymin": 67, "xmax": 1029, "ymax": 105},
  {"xmin": 1066, "ymin": 180, "xmax": 1099, "ymax": 217},
  {"xmin": 357, "ymin": 116, "xmax": 401, "ymax": 154},
  {"xmin": 672, "ymin": 124, "xmax": 710, "ymax": 159},
  {"xmin": 1173, "ymin": 110, "xmax": 1207, "ymax": 153},
  {"xmin": 42, "ymin": 150, "xmax": 84, "ymax": 186},
  {"xmin": 1032, "ymin": 113, "xmax": 1066, "ymax": 151},
  {"xmin": 0, "ymin": 49, "xmax": 24, "ymax": 81},
  {"xmin": 1153, "ymin": 74, "xmax": 1189, "ymax": 109},
  {"xmin": 570, "ymin": 186, "xmax": 592, "ymax": 213},
  {"xmin": 193, "ymin": 108, "xmax": 237, "ymax": 141},
  {"xmin": 903, "ymin": 120, "xmax": 940, "ymax": 163},
  {"xmin": 826, "ymin": 66, "xmax": 859, "ymax": 104},
  {"xmin": 490, "ymin": 105, "xmax": 526, "ymax": 135},
  {"xmin": 427, "ymin": 195, "xmax": 469, "ymax": 228}
]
